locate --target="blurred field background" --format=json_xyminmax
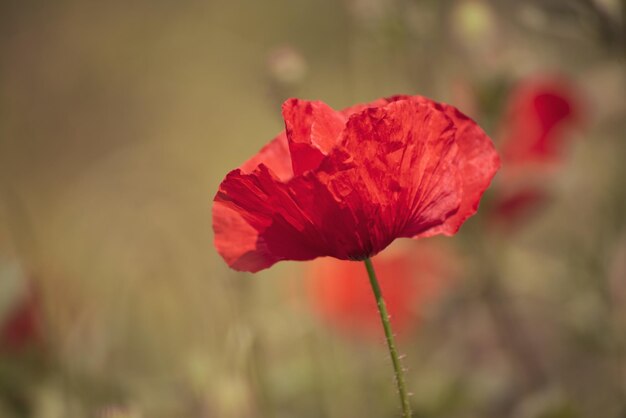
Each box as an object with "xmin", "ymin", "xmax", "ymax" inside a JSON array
[{"xmin": 0, "ymin": 0, "xmax": 625, "ymax": 417}]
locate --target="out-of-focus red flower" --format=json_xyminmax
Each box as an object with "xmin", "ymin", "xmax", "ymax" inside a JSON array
[
  {"xmin": 0, "ymin": 288, "xmax": 42, "ymax": 352},
  {"xmin": 491, "ymin": 76, "xmax": 582, "ymax": 228},
  {"xmin": 305, "ymin": 241, "xmax": 457, "ymax": 339},
  {"xmin": 499, "ymin": 76, "xmax": 581, "ymax": 166},
  {"xmin": 490, "ymin": 187, "xmax": 550, "ymax": 227},
  {"xmin": 213, "ymin": 95, "xmax": 500, "ymax": 272}
]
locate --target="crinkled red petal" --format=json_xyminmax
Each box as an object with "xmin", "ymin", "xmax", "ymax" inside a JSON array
[
  {"xmin": 345, "ymin": 95, "xmax": 500, "ymax": 238},
  {"xmin": 282, "ymin": 98, "xmax": 346, "ymax": 176},
  {"xmin": 338, "ymin": 99, "xmax": 463, "ymax": 241},
  {"xmin": 409, "ymin": 97, "xmax": 501, "ymax": 237},
  {"xmin": 240, "ymin": 132, "xmax": 293, "ymax": 182}
]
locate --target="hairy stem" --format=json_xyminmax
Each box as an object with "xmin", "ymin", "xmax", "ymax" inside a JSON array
[{"xmin": 363, "ymin": 257, "xmax": 412, "ymax": 418}]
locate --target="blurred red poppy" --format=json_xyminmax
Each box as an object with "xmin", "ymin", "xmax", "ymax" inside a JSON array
[
  {"xmin": 304, "ymin": 241, "xmax": 458, "ymax": 339},
  {"xmin": 490, "ymin": 187, "xmax": 550, "ymax": 227},
  {"xmin": 1, "ymin": 288, "xmax": 41, "ymax": 352},
  {"xmin": 492, "ymin": 76, "xmax": 582, "ymax": 228},
  {"xmin": 499, "ymin": 76, "xmax": 581, "ymax": 166},
  {"xmin": 213, "ymin": 95, "xmax": 500, "ymax": 272}
]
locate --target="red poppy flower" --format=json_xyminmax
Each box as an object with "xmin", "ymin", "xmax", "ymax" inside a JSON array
[
  {"xmin": 499, "ymin": 76, "xmax": 581, "ymax": 166},
  {"xmin": 490, "ymin": 187, "xmax": 550, "ymax": 227},
  {"xmin": 213, "ymin": 95, "xmax": 500, "ymax": 272},
  {"xmin": 492, "ymin": 76, "xmax": 582, "ymax": 228},
  {"xmin": 304, "ymin": 241, "xmax": 457, "ymax": 339}
]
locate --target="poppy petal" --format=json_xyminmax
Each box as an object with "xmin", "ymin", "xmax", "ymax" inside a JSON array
[
  {"xmin": 282, "ymin": 98, "xmax": 346, "ymax": 175},
  {"xmin": 339, "ymin": 100, "xmax": 463, "ymax": 240},
  {"xmin": 410, "ymin": 98, "xmax": 501, "ymax": 237},
  {"xmin": 213, "ymin": 166, "xmax": 327, "ymax": 272},
  {"xmin": 240, "ymin": 132, "xmax": 293, "ymax": 182}
]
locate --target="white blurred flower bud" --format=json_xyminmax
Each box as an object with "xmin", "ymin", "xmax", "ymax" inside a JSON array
[{"xmin": 267, "ymin": 45, "xmax": 307, "ymax": 85}]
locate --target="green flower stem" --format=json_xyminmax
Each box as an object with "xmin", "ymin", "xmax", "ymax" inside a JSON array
[{"xmin": 363, "ymin": 257, "xmax": 412, "ymax": 418}]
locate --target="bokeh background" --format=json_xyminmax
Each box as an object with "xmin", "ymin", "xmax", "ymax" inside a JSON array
[{"xmin": 1, "ymin": 1, "xmax": 625, "ymax": 417}]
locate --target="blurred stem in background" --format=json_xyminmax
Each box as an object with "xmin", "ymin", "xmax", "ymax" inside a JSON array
[
  {"xmin": 480, "ymin": 272, "xmax": 548, "ymax": 392},
  {"xmin": 231, "ymin": 274, "xmax": 275, "ymax": 418},
  {"xmin": 363, "ymin": 258, "xmax": 412, "ymax": 418}
]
